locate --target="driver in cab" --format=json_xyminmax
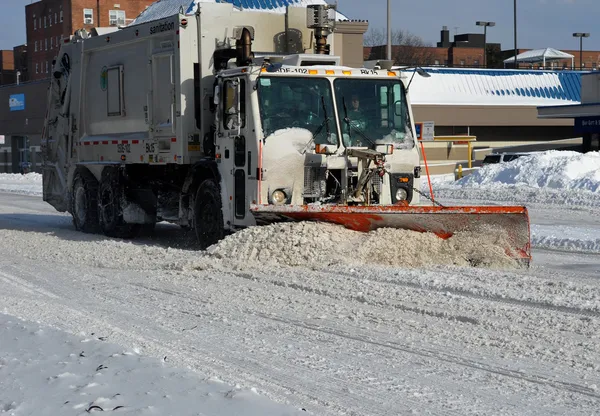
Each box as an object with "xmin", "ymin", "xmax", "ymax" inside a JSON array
[{"xmin": 345, "ymin": 94, "xmax": 370, "ymax": 147}]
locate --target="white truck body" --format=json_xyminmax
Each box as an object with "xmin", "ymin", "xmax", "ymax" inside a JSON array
[{"xmin": 41, "ymin": 2, "xmax": 450, "ymax": 249}]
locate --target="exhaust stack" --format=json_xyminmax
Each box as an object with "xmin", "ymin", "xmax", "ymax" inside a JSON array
[{"xmin": 307, "ymin": 4, "xmax": 336, "ymax": 54}]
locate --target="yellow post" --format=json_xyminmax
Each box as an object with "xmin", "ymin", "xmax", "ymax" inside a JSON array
[
  {"xmin": 468, "ymin": 142, "xmax": 472, "ymax": 169},
  {"xmin": 457, "ymin": 164, "xmax": 463, "ymax": 179}
]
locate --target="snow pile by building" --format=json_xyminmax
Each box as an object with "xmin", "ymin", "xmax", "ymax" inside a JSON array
[
  {"xmin": 0, "ymin": 313, "xmax": 305, "ymax": 416},
  {"xmin": 430, "ymin": 150, "xmax": 600, "ymax": 207},
  {"xmin": 0, "ymin": 173, "xmax": 42, "ymax": 196},
  {"xmin": 453, "ymin": 150, "xmax": 600, "ymax": 192}
]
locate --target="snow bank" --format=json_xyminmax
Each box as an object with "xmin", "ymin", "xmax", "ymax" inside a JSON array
[
  {"xmin": 429, "ymin": 151, "xmax": 600, "ymax": 207},
  {"xmin": 532, "ymin": 224, "xmax": 600, "ymax": 253},
  {"xmin": 207, "ymin": 222, "xmax": 521, "ymax": 269},
  {"xmin": 0, "ymin": 313, "xmax": 304, "ymax": 415},
  {"xmin": 0, "ymin": 173, "xmax": 42, "ymax": 196},
  {"xmin": 454, "ymin": 151, "xmax": 600, "ymax": 192}
]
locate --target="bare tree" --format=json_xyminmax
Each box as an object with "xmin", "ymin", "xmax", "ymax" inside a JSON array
[
  {"xmin": 363, "ymin": 28, "xmax": 387, "ymax": 47},
  {"xmin": 364, "ymin": 28, "xmax": 439, "ymax": 66}
]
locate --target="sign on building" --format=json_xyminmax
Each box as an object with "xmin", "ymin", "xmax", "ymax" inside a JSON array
[
  {"xmin": 0, "ymin": 135, "xmax": 5, "ymax": 144},
  {"xmin": 574, "ymin": 116, "xmax": 600, "ymax": 133},
  {"xmin": 9, "ymin": 94, "xmax": 25, "ymax": 111},
  {"xmin": 415, "ymin": 121, "xmax": 435, "ymax": 141}
]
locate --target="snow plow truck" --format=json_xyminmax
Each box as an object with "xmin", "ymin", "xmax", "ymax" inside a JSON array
[{"xmin": 41, "ymin": 2, "xmax": 531, "ymax": 265}]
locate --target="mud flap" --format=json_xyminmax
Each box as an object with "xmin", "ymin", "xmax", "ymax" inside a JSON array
[{"xmin": 250, "ymin": 204, "xmax": 532, "ymax": 266}]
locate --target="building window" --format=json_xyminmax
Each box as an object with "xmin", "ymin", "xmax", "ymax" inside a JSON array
[
  {"xmin": 109, "ymin": 10, "xmax": 126, "ymax": 26},
  {"xmin": 84, "ymin": 9, "xmax": 93, "ymax": 24},
  {"xmin": 474, "ymin": 59, "xmax": 480, "ymax": 67},
  {"xmin": 45, "ymin": 38, "xmax": 48, "ymax": 50},
  {"xmin": 60, "ymin": 11, "xmax": 63, "ymax": 22},
  {"xmin": 51, "ymin": 37, "xmax": 53, "ymax": 49},
  {"xmin": 36, "ymin": 63, "xmax": 39, "ymax": 74},
  {"xmin": 35, "ymin": 41, "xmax": 38, "ymax": 52},
  {"xmin": 49, "ymin": 14, "xmax": 52, "ymax": 26},
  {"xmin": 460, "ymin": 60, "xmax": 465, "ymax": 66},
  {"xmin": 46, "ymin": 61, "xmax": 49, "ymax": 73},
  {"xmin": 55, "ymin": 13, "xmax": 57, "ymax": 24},
  {"xmin": 44, "ymin": 16, "xmax": 46, "ymax": 28},
  {"xmin": 434, "ymin": 60, "xmax": 440, "ymax": 66},
  {"xmin": 39, "ymin": 17, "xmax": 41, "ymax": 28},
  {"xmin": 33, "ymin": 15, "xmax": 37, "ymax": 30}
]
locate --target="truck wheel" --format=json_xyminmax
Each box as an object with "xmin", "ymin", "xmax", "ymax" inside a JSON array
[
  {"xmin": 97, "ymin": 169, "xmax": 140, "ymax": 239},
  {"xmin": 193, "ymin": 179, "xmax": 224, "ymax": 249},
  {"xmin": 71, "ymin": 170, "xmax": 100, "ymax": 233}
]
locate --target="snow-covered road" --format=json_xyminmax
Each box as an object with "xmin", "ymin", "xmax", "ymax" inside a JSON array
[{"xmin": 1, "ymin": 190, "xmax": 600, "ymax": 415}]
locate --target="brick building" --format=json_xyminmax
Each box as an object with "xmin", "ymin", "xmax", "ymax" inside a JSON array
[
  {"xmin": 366, "ymin": 26, "xmax": 498, "ymax": 68},
  {"xmin": 0, "ymin": 50, "xmax": 16, "ymax": 85},
  {"xmin": 13, "ymin": 45, "xmax": 28, "ymax": 84},
  {"xmin": 25, "ymin": 0, "xmax": 154, "ymax": 81}
]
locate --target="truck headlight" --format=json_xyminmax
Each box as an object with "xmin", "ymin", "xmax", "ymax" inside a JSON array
[
  {"xmin": 271, "ymin": 190, "xmax": 287, "ymax": 205},
  {"xmin": 395, "ymin": 188, "xmax": 408, "ymax": 201}
]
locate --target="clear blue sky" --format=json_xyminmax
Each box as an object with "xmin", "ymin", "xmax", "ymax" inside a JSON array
[{"xmin": 1, "ymin": 0, "xmax": 599, "ymax": 52}]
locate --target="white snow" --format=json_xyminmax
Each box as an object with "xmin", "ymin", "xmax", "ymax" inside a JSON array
[
  {"xmin": 0, "ymin": 173, "xmax": 42, "ymax": 196},
  {"xmin": 0, "ymin": 313, "xmax": 305, "ymax": 415},
  {"xmin": 1, "ymin": 149, "xmax": 600, "ymax": 415}
]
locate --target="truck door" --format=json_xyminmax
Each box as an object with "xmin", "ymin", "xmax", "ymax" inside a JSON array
[
  {"xmin": 220, "ymin": 77, "xmax": 248, "ymax": 226},
  {"xmin": 150, "ymin": 51, "xmax": 175, "ymax": 154}
]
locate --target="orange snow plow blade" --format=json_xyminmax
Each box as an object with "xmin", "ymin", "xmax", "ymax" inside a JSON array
[{"xmin": 250, "ymin": 204, "xmax": 532, "ymax": 266}]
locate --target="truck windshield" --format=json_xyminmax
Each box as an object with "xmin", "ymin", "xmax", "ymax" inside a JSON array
[
  {"xmin": 257, "ymin": 76, "xmax": 337, "ymax": 145},
  {"xmin": 333, "ymin": 78, "xmax": 414, "ymax": 149}
]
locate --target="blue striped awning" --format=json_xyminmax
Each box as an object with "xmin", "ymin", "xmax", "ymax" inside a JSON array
[{"xmin": 402, "ymin": 67, "xmax": 583, "ymax": 106}]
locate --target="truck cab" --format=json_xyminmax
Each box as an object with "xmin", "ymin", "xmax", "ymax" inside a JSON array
[{"xmin": 212, "ymin": 57, "xmax": 422, "ymax": 230}]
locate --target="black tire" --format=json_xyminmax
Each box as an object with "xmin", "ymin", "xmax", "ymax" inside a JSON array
[
  {"xmin": 97, "ymin": 168, "xmax": 140, "ymax": 239},
  {"xmin": 193, "ymin": 179, "xmax": 224, "ymax": 249},
  {"xmin": 71, "ymin": 169, "xmax": 100, "ymax": 233}
]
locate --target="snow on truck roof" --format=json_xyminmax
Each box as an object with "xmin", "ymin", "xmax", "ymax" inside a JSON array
[{"xmin": 131, "ymin": 0, "xmax": 349, "ymax": 26}]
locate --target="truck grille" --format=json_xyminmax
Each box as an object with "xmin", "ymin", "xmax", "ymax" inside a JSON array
[
  {"xmin": 303, "ymin": 167, "xmax": 327, "ymax": 198},
  {"xmin": 371, "ymin": 174, "xmax": 382, "ymax": 195}
]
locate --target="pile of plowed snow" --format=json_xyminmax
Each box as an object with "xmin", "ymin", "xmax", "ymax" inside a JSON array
[
  {"xmin": 451, "ymin": 150, "xmax": 600, "ymax": 191},
  {"xmin": 207, "ymin": 222, "xmax": 520, "ymax": 269},
  {"xmin": 0, "ymin": 173, "xmax": 42, "ymax": 196}
]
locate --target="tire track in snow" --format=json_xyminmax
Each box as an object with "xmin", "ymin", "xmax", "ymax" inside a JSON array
[
  {"xmin": 253, "ymin": 311, "xmax": 600, "ymax": 400},
  {"xmin": 104, "ymin": 284, "xmax": 432, "ymax": 416},
  {"xmin": 286, "ymin": 264, "xmax": 600, "ymax": 319},
  {"xmin": 0, "ymin": 269, "xmax": 60, "ymax": 300},
  {"xmin": 128, "ymin": 279, "xmax": 600, "ymax": 403}
]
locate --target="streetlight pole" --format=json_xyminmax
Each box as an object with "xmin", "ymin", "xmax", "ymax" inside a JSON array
[
  {"xmin": 476, "ymin": 21, "xmax": 495, "ymax": 68},
  {"xmin": 386, "ymin": 0, "xmax": 391, "ymax": 61},
  {"xmin": 573, "ymin": 32, "xmax": 590, "ymax": 70},
  {"xmin": 514, "ymin": 0, "xmax": 518, "ymax": 69}
]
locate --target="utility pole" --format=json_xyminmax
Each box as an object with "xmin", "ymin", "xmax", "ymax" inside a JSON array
[
  {"xmin": 573, "ymin": 33, "xmax": 590, "ymax": 69},
  {"xmin": 476, "ymin": 21, "xmax": 495, "ymax": 68},
  {"xmin": 386, "ymin": 0, "xmax": 391, "ymax": 61},
  {"xmin": 513, "ymin": 0, "xmax": 518, "ymax": 68}
]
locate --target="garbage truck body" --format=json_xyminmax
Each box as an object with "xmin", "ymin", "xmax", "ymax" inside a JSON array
[{"xmin": 41, "ymin": 2, "xmax": 531, "ymax": 264}]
